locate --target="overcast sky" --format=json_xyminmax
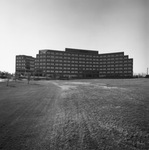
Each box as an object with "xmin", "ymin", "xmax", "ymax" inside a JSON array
[{"xmin": 0, "ymin": 0, "xmax": 148, "ymax": 74}]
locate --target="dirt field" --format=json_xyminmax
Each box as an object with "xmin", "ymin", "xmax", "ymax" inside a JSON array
[{"xmin": 0, "ymin": 79, "xmax": 149, "ymax": 150}]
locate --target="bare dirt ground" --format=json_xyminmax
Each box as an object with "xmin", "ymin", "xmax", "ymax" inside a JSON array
[{"xmin": 0, "ymin": 79, "xmax": 149, "ymax": 150}]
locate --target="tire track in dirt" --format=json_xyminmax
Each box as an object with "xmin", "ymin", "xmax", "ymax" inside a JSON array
[
  {"xmin": 50, "ymin": 81, "xmax": 103, "ymax": 149},
  {"xmin": 50, "ymin": 81, "xmax": 147, "ymax": 150},
  {"xmin": 1, "ymin": 80, "xmax": 148, "ymax": 150},
  {"xmin": 0, "ymin": 81, "xmax": 61, "ymax": 150}
]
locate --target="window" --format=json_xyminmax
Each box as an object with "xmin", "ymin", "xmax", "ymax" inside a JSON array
[
  {"xmin": 128, "ymin": 64, "xmax": 132, "ymax": 66},
  {"xmin": 118, "ymin": 61, "xmax": 123, "ymax": 63},
  {"xmin": 118, "ymin": 64, "xmax": 123, "ymax": 67},
  {"xmin": 119, "ymin": 67, "xmax": 123, "ymax": 70},
  {"xmin": 115, "ymin": 64, "xmax": 119, "ymax": 67},
  {"xmin": 128, "ymin": 67, "xmax": 132, "ymax": 70}
]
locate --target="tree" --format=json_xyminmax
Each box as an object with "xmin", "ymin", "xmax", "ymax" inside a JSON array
[
  {"xmin": 27, "ymin": 73, "xmax": 31, "ymax": 84},
  {"xmin": 6, "ymin": 73, "xmax": 11, "ymax": 86}
]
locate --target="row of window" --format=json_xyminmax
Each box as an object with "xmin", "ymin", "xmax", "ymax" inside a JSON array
[
  {"xmin": 16, "ymin": 62, "xmax": 34, "ymax": 64},
  {"xmin": 16, "ymin": 57, "xmax": 34, "ymax": 60},
  {"xmin": 35, "ymin": 62, "xmax": 99, "ymax": 65},
  {"xmin": 99, "ymin": 67, "xmax": 132, "ymax": 70},
  {"xmin": 35, "ymin": 63, "xmax": 99, "ymax": 67},
  {"xmin": 36, "ymin": 58, "xmax": 99, "ymax": 61},
  {"xmin": 34, "ymin": 61, "xmax": 132, "ymax": 66},
  {"xmin": 38, "ymin": 56, "xmax": 126, "ymax": 61},
  {"xmin": 16, "ymin": 57, "xmax": 25, "ymax": 59},
  {"xmin": 35, "ymin": 59, "xmax": 132, "ymax": 64},
  {"xmin": 47, "ymin": 70, "xmax": 79, "ymax": 73},
  {"xmin": 99, "ymin": 70, "xmax": 132, "ymax": 74},
  {"xmin": 35, "ymin": 66, "xmax": 99, "ymax": 70},
  {"xmin": 41, "ymin": 70, "xmax": 132, "ymax": 74},
  {"xmin": 16, "ymin": 61, "xmax": 35, "ymax": 64},
  {"xmin": 35, "ymin": 67, "xmax": 132, "ymax": 71},
  {"xmin": 39, "ymin": 51, "xmax": 124, "ymax": 58},
  {"xmin": 18, "ymin": 63, "xmax": 132, "ymax": 69},
  {"xmin": 45, "ymin": 69, "xmax": 100, "ymax": 73},
  {"xmin": 16, "ymin": 60, "xmax": 25, "ymax": 62},
  {"xmin": 16, "ymin": 66, "xmax": 26, "ymax": 69},
  {"xmin": 16, "ymin": 66, "xmax": 34, "ymax": 69},
  {"xmin": 38, "ymin": 52, "xmax": 99, "ymax": 57},
  {"xmin": 16, "ymin": 63, "xmax": 25, "ymax": 66},
  {"xmin": 34, "ymin": 63, "xmax": 132, "ymax": 67},
  {"xmin": 35, "ymin": 66, "xmax": 132, "ymax": 71}
]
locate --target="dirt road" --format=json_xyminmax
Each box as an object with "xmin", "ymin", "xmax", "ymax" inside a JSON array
[{"xmin": 0, "ymin": 79, "xmax": 149, "ymax": 150}]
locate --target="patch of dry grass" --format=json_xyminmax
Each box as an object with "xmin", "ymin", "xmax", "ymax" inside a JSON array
[{"xmin": 0, "ymin": 79, "xmax": 149, "ymax": 150}]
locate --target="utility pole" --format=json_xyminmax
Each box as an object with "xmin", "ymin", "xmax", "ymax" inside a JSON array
[{"xmin": 147, "ymin": 68, "xmax": 148, "ymax": 75}]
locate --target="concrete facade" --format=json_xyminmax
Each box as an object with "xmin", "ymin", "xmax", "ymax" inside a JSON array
[
  {"xmin": 33, "ymin": 48, "xmax": 133, "ymax": 78},
  {"xmin": 16, "ymin": 55, "xmax": 35, "ymax": 76}
]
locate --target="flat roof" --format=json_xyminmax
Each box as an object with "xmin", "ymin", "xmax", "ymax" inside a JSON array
[
  {"xmin": 16, "ymin": 55, "xmax": 35, "ymax": 58},
  {"xmin": 65, "ymin": 48, "xmax": 99, "ymax": 54},
  {"xmin": 39, "ymin": 49, "xmax": 63, "ymax": 53},
  {"xmin": 99, "ymin": 52, "xmax": 124, "ymax": 55}
]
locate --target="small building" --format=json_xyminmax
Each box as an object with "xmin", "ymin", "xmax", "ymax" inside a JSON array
[{"xmin": 15, "ymin": 55, "xmax": 35, "ymax": 76}]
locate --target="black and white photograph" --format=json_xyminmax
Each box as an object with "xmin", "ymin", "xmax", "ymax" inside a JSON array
[{"xmin": 0, "ymin": 0, "xmax": 149, "ymax": 149}]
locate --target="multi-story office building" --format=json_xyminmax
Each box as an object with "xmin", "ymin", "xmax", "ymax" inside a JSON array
[
  {"xmin": 34, "ymin": 48, "xmax": 133, "ymax": 78},
  {"xmin": 16, "ymin": 55, "xmax": 35, "ymax": 76},
  {"xmin": 99, "ymin": 52, "xmax": 133, "ymax": 78}
]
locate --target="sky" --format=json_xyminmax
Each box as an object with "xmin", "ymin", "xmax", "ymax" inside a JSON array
[{"xmin": 0, "ymin": 0, "xmax": 148, "ymax": 74}]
